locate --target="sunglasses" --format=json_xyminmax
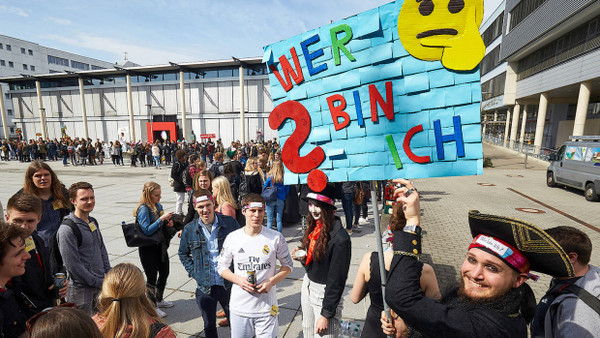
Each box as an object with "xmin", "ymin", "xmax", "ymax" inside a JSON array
[{"xmin": 26, "ymin": 303, "xmax": 77, "ymax": 334}]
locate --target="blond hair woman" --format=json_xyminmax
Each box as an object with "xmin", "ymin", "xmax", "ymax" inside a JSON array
[
  {"xmin": 211, "ymin": 176, "xmax": 238, "ymax": 218},
  {"xmin": 93, "ymin": 263, "xmax": 176, "ymax": 338},
  {"xmin": 262, "ymin": 160, "xmax": 289, "ymax": 232},
  {"xmin": 133, "ymin": 182, "xmax": 174, "ymax": 318},
  {"xmin": 243, "ymin": 157, "xmax": 264, "ymax": 195}
]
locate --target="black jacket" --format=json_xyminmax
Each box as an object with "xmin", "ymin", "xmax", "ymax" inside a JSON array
[
  {"xmin": 171, "ymin": 161, "xmax": 188, "ymax": 193},
  {"xmin": 303, "ymin": 217, "xmax": 351, "ymax": 319},
  {"xmin": 9, "ymin": 233, "xmax": 54, "ymax": 317},
  {"xmin": 0, "ymin": 288, "xmax": 28, "ymax": 338},
  {"xmin": 385, "ymin": 230, "xmax": 527, "ymax": 338}
]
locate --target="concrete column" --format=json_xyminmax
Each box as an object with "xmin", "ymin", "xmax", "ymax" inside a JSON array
[
  {"xmin": 239, "ymin": 66, "xmax": 246, "ymax": 143},
  {"xmin": 78, "ymin": 78, "xmax": 89, "ymax": 139},
  {"xmin": 533, "ymin": 93, "xmax": 549, "ymax": 152},
  {"xmin": 503, "ymin": 108, "xmax": 511, "ymax": 147},
  {"xmin": 494, "ymin": 110, "xmax": 498, "ymax": 121},
  {"xmin": 126, "ymin": 74, "xmax": 136, "ymax": 142},
  {"xmin": 509, "ymin": 103, "xmax": 521, "ymax": 148},
  {"xmin": 179, "ymin": 70, "xmax": 188, "ymax": 141},
  {"xmin": 0, "ymin": 85, "xmax": 9, "ymax": 140},
  {"xmin": 35, "ymin": 81, "xmax": 48, "ymax": 140},
  {"xmin": 519, "ymin": 105, "xmax": 527, "ymax": 145},
  {"xmin": 482, "ymin": 113, "xmax": 488, "ymax": 135},
  {"xmin": 573, "ymin": 81, "xmax": 591, "ymax": 136}
]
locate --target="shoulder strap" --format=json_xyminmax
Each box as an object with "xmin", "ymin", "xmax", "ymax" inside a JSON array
[
  {"xmin": 61, "ymin": 218, "xmax": 83, "ymax": 247},
  {"xmin": 148, "ymin": 321, "xmax": 166, "ymax": 337},
  {"xmin": 561, "ymin": 284, "xmax": 600, "ymax": 315}
]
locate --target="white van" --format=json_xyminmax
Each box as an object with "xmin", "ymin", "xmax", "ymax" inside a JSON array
[{"xmin": 547, "ymin": 136, "xmax": 600, "ymax": 201}]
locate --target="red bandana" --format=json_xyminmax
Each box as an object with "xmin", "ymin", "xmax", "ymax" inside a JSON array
[{"xmin": 305, "ymin": 220, "xmax": 323, "ymax": 266}]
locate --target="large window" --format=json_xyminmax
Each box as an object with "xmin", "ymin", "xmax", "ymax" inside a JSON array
[
  {"xmin": 71, "ymin": 60, "xmax": 90, "ymax": 70},
  {"xmin": 0, "ymin": 60, "xmax": 4, "ymax": 66},
  {"xmin": 509, "ymin": 0, "xmax": 548, "ymax": 30},
  {"xmin": 47, "ymin": 55, "xmax": 69, "ymax": 66},
  {"xmin": 6, "ymin": 44, "xmax": 11, "ymax": 51},
  {"xmin": 517, "ymin": 15, "xmax": 600, "ymax": 79},
  {"xmin": 482, "ymin": 14, "xmax": 504, "ymax": 46},
  {"xmin": 480, "ymin": 46, "xmax": 501, "ymax": 76},
  {"xmin": 20, "ymin": 48, "xmax": 25, "ymax": 54},
  {"xmin": 91, "ymin": 65, "xmax": 105, "ymax": 70},
  {"xmin": 481, "ymin": 72, "xmax": 506, "ymax": 100}
]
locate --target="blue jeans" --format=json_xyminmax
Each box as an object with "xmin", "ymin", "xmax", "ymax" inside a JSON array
[
  {"xmin": 153, "ymin": 156, "xmax": 160, "ymax": 167},
  {"xmin": 341, "ymin": 193, "xmax": 354, "ymax": 230},
  {"xmin": 266, "ymin": 198, "xmax": 285, "ymax": 232},
  {"xmin": 195, "ymin": 286, "xmax": 231, "ymax": 338}
]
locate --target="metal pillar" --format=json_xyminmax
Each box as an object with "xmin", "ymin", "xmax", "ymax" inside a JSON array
[
  {"xmin": 239, "ymin": 65, "xmax": 246, "ymax": 143},
  {"xmin": 78, "ymin": 77, "xmax": 89, "ymax": 139},
  {"xmin": 126, "ymin": 74, "xmax": 136, "ymax": 142},
  {"xmin": 519, "ymin": 105, "xmax": 527, "ymax": 145},
  {"xmin": 503, "ymin": 108, "xmax": 511, "ymax": 147},
  {"xmin": 35, "ymin": 81, "xmax": 48, "ymax": 139},
  {"xmin": 0, "ymin": 85, "xmax": 9, "ymax": 140},
  {"xmin": 180, "ymin": 70, "xmax": 188, "ymax": 141},
  {"xmin": 573, "ymin": 81, "xmax": 591, "ymax": 136},
  {"xmin": 482, "ymin": 113, "xmax": 488, "ymax": 135},
  {"xmin": 509, "ymin": 103, "xmax": 521, "ymax": 149},
  {"xmin": 533, "ymin": 93, "xmax": 549, "ymax": 153}
]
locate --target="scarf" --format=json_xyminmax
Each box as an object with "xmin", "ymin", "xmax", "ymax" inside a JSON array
[{"xmin": 305, "ymin": 219, "xmax": 323, "ymax": 265}]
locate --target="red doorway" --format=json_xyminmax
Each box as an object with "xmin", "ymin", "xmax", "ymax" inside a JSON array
[{"xmin": 146, "ymin": 122, "xmax": 177, "ymax": 142}]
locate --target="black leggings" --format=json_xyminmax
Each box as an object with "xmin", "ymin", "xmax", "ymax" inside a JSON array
[{"xmin": 138, "ymin": 244, "xmax": 170, "ymax": 303}]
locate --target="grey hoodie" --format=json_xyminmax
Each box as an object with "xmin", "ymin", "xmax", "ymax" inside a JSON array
[
  {"xmin": 57, "ymin": 212, "xmax": 111, "ymax": 288},
  {"xmin": 545, "ymin": 265, "xmax": 600, "ymax": 337}
]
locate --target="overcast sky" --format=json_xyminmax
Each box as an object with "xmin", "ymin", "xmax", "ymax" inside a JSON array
[{"xmin": 0, "ymin": 0, "xmax": 503, "ymax": 66}]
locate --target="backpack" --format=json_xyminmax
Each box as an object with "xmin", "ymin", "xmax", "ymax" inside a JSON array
[
  {"xmin": 182, "ymin": 166, "xmax": 193, "ymax": 188},
  {"xmin": 209, "ymin": 162, "xmax": 223, "ymax": 178},
  {"xmin": 238, "ymin": 174, "xmax": 250, "ymax": 198},
  {"xmin": 50, "ymin": 218, "xmax": 84, "ymax": 273},
  {"xmin": 149, "ymin": 322, "xmax": 167, "ymax": 337},
  {"xmin": 547, "ymin": 282, "xmax": 600, "ymax": 315}
]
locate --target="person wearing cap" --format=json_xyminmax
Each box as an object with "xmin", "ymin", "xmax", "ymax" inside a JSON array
[
  {"xmin": 291, "ymin": 184, "xmax": 351, "ymax": 337},
  {"xmin": 531, "ymin": 226, "xmax": 600, "ymax": 337},
  {"xmin": 178, "ymin": 188, "xmax": 240, "ymax": 338},
  {"xmin": 381, "ymin": 178, "xmax": 574, "ymax": 338},
  {"xmin": 217, "ymin": 193, "xmax": 292, "ymax": 338}
]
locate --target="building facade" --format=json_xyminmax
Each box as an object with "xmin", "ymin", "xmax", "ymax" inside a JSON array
[
  {"xmin": 481, "ymin": 0, "xmax": 600, "ymax": 155},
  {"xmin": 0, "ymin": 34, "xmax": 115, "ymax": 139},
  {"xmin": 0, "ymin": 58, "xmax": 275, "ymax": 145}
]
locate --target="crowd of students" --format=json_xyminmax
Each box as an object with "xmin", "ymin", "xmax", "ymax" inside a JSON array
[{"xmin": 0, "ymin": 153, "xmax": 598, "ymax": 337}]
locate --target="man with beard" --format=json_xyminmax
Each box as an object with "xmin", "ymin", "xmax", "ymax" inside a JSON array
[{"xmin": 381, "ymin": 178, "xmax": 574, "ymax": 338}]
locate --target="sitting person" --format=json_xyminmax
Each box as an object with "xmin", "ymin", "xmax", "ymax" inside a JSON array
[
  {"xmin": 350, "ymin": 202, "xmax": 441, "ymax": 338},
  {"xmin": 93, "ymin": 263, "xmax": 176, "ymax": 337}
]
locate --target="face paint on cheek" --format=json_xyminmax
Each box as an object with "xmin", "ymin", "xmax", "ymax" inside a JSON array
[{"xmin": 308, "ymin": 204, "xmax": 322, "ymax": 220}]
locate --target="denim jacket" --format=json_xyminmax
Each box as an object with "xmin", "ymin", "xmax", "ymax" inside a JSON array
[{"xmin": 178, "ymin": 212, "xmax": 240, "ymax": 294}]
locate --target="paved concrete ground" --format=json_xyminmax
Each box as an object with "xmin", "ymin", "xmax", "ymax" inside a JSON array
[{"xmin": 0, "ymin": 142, "xmax": 598, "ymax": 337}]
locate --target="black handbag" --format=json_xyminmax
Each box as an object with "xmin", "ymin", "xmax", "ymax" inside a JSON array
[{"xmin": 122, "ymin": 206, "xmax": 163, "ymax": 247}]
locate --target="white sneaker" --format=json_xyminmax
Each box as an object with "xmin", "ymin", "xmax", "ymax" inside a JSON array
[
  {"xmin": 155, "ymin": 307, "xmax": 167, "ymax": 318},
  {"xmin": 157, "ymin": 300, "xmax": 174, "ymax": 308}
]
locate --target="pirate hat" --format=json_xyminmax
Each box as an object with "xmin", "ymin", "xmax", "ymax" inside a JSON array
[
  {"xmin": 468, "ymin": 210, "xmax": 574, "ymax": 278},
  {"xmin": 303, "ymin": 184, "xmax": 337, "ymax": 210}
]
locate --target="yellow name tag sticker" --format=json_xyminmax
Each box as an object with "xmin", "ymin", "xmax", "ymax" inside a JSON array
[
  {"xmin": 270, "ymin": 305, "xmax": 279, "ymax": 317},
  {"xmin": 25, "ymin": 237, "xmax": 36, "ymax": 252},
  {"xmin": 89, "ymin": 222, "xmax": 97, "ymax": 232},
  {"xmin": 159, "ymin": 210, "xmax": 165, "ymax": 216}
]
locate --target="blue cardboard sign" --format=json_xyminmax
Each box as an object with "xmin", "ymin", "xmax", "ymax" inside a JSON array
[{"xmin": 264, "ymin": 0, "xmax": 484, "ymax": 186}]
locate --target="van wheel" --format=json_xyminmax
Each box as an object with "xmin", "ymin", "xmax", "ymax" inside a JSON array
[
  {"xmin": 585, "ymin": 183, "xmax": 599, "ymax": 202},
  {"xmin": 547, "ymin": 172, "xmax": 557, "ymax": 187}
]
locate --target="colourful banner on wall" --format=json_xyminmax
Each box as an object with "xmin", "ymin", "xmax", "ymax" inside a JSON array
[{"xmin": 264, "ymin": 0, "xmax": 485, "ymax": 188}]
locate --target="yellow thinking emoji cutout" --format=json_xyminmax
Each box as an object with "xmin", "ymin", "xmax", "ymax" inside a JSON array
[{"xmin": 397, "ymin": 0, "xmax": 485, "ymax": 71}]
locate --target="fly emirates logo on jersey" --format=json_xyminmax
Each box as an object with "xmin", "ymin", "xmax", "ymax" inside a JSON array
[{"xmin": 237, "ymin": 252, "xmax": 273, "ymax": 271}]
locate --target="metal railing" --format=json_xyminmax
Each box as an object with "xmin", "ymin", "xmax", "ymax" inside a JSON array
[{"xmin": 482, "ymin": 134, "xmax": 556, "ymax": 162}]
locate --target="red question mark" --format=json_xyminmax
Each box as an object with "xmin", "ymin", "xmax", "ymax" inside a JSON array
[{"xmin": 269, "ymin": 100, "xmax": 325, "ymax": 174}]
